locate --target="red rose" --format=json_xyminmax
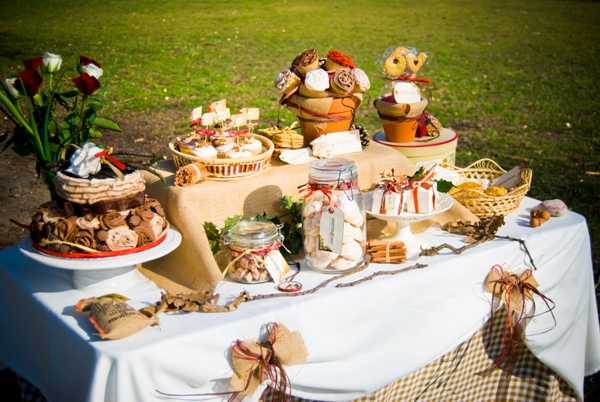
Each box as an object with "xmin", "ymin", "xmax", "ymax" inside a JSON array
[
  {"xmin": 73, "ymin": 73, "xmax": 100, "ymax": 95},
  {"xmin": 17, "ymin": 69, "xmax": 43, "ymax": 95},
  {"xmin": 80, "ymin": 55, "xmax": 101, "ymax": 68},
  {"xmin": 23, "ymin": 57, "xmax": 43, "ymax": 71}
]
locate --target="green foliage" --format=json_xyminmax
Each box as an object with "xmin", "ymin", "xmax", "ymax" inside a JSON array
[
  {"xmin": 203, "ymin": 197, "xmax": 304, "ymax": 257},
  {"xmin": 436, "ymin": 179, "xmax": 453, "ymax": 193}
]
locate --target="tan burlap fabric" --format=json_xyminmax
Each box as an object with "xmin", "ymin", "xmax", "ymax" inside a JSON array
[
  {"xmin": 143, "ymin": 143, "xmax": 477, "ymax": 293},
  {"xmin": 262, "ymin": 309, "xmax": 577, "ymax": 402}
]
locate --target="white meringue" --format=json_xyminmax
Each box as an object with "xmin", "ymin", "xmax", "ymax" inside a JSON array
[
  {"xmin": 304, "ymin": 68, "xmax": 330, "ymax": 92},
  {"xmin": 393, "ymin": 81, "xmax": 421, "ymax": 104},
  {"xmin": 352, "ymin": 68, "xmax": 370, "ymax": 92}
]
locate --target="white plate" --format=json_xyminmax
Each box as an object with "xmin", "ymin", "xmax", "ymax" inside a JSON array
[{"xmin": 19, "ymin": 228, "xmax": 182, "ymax": 271}]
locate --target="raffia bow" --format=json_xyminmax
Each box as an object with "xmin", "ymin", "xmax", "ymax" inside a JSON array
[
  {"xmin": 484, "ymin": 265, "xmax": 555, "ymax": 371},
  {"xmin": 230, "ymin": 323, "xmax": 308, "ymax": 401}
]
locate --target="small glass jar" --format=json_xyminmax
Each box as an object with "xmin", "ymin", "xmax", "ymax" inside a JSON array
[
  {"xmin": 223, "ymin": 220, "xmax": 284, "ymax": 283},
  {"xmin": 302, "ymin": 158, "xmax": 366, "ymax": 272}
]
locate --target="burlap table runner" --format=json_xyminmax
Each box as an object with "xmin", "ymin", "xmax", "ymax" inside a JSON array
[
  {"xmin": 143, "ymin": 143, "xmax": 477, "ymax": 292},
  {"xmin": 262, "ymin": 309, "xmax": 578, "ymax": 402}
]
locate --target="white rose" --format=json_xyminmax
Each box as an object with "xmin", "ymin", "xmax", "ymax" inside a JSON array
[
  {"xmin": 3, "ymin": 78, "xmax": 20, "ymax": 98},
  {"xmin": 43, "ymin": 52, "xmax": 62, "ymax": 73},
  {"xmin": 81, "ymin": 63, "xmax": 103, "ymax": 79},
  {"xmin": 65, "ymin": 142, "xmax": 104, "ymax": 178},
  {"xmin": 304, "ymin": 69, "xmax": 330, "ymax": 92}
]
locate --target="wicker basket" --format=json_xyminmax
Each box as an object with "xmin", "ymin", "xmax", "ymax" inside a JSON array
[
  {"xmin": 447, "ymin": 159, "xmax": 532, "ymax": 217},
  {"xmin": 169, "ymin": 134, "xmax": 274, "ymax": 180}
]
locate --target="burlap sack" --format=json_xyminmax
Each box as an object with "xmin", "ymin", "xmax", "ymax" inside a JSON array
[{"xmin": 75, "ymin": 295, "xmax": 158, "ymax": 340}]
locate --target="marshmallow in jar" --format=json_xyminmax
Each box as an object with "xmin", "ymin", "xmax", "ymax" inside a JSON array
[{"xmin": 302, "ymin": 158, "xmax": 365, "ymax": 272}]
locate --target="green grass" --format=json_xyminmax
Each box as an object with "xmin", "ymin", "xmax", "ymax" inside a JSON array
[{"xmin": 0, "ymin": 0, "xmax": 599, "ymax": 267}]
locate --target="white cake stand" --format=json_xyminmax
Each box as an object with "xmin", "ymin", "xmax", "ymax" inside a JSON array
[
  {"xmin": 366, "ymin": 193, "xmax": 454, "ymax": 259},
  {"xmin": 19, "ymin": 228, "xmax": 182, "ymax": 290}
]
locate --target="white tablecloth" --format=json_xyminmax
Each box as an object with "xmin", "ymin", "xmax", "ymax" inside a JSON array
[{"xmin": 1, "ymin": 197, "xmax": 598, "ymax": 402}]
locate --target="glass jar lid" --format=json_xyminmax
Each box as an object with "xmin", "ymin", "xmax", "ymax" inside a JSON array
[
  {"xmin": 223, "ymin": 219, "xmax": 281, "ymax": 249},
  {"xmin": 308, "ymin": 158, "xmax": 358, "ymax": 185}
]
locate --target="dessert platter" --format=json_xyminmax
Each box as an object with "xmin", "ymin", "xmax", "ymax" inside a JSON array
[
  {"xmin": 19, "ymin": 142, "xmax": 181, "ymax": 288},
  {"xmin": 169, "ymin": 99, "xmax": 274, "ymax": 179},
  {"xmin": 367, "ymin": 166, "xmax": 454, "ymax": 258}
]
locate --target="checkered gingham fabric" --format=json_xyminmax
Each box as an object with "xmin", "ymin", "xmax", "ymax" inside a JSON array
[{"xmin": 263, "ymin": 309, "xmax": 578, "ymax": 402}]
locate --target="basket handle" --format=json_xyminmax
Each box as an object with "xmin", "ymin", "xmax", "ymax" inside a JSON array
[{"xmin": 463, "ymin": 158, "xmax": 506, "ymax": 173}]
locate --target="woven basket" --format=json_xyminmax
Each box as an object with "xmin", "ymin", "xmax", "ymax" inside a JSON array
[
  {"xmin": 447, "ymin": 159, "xmax": 532, "ymax": 217},
  {"xmin": 169, "ymin": 134, "xmax": 274, "ymax": 180}
]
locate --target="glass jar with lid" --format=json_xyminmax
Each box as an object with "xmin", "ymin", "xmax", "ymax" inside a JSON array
[
  {"xmin": 223, "ymin": 219, "xmax": 287, "ymax": 283},
  {"xmin": 302, "ymin": 158, "xmax": 365, "ymax": 272}
]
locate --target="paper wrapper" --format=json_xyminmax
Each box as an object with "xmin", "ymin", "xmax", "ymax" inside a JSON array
[
  {"xmin": 142, "ymin": 142, "xmax": 415, "ymax": 293},
  {"xmin": 286, "ymin": 94, "xmax": 362, "ymax": 145},
  {"xmin": 375, "ymin": 97, "xmax": 429, "ymax": 143}
]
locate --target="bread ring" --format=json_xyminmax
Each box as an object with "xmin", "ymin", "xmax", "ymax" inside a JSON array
[
  {"xmin": 405, "ymin": 52, "xmax": 427, "ymax": 74},
  {"xmin": 383, "ymin": 47, "xmax": 408, "ymax": 79}
]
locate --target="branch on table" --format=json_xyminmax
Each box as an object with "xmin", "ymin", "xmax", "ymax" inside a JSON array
[
  {"xmin": 335, "ymin": 263, "xmax": 427, "ymax": 288},
  {"xmin": 419, "ymin": 240, "xmax": 483, "ymax": 257},
  {"xmin": 247, "ymin": 258, "xmax": 369, "ymax": 302},
  {"xmin": 494, "ymin": 235, "xmax": 537, "ymax": 270}
]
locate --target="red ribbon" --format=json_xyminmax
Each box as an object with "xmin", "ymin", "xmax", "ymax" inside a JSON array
[
  {"xmin": 395, "ymin": 75, "xmax": 432, "ymax": 85},
  {"xmin": 94, "ymin": 150, "xmax": 126, "ymax": 171},
  {"xmin": 193, "ymin": 127, "xmax": 216, "ymax": 137}
]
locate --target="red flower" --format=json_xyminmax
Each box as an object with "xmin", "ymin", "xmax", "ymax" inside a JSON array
[
  {"xmin": 17, "ymin": 69, "xmax": 43, "ymax": 95},
  {"xmin": 73, "ymin": 73, "xmax": 100, "ymax": 95},
  {"xmin": 327, "ymin": 49, "xmax": 356, "ymax": 69},
  {"xmin": 23, "ymin": 57, "xmax": 43, "ymax": 71},
  {"xmin": 80, "ymin": 55, "xmax": 101, "ymax": 68}
]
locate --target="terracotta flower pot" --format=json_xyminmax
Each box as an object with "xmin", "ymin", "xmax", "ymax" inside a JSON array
[
  {"xmin": 374, "ymin": 97, "xmax": 428, "ymax": 143},
  {"xmin": 286, "ymin": 94, "xmax": 362, "ymax": 145}
]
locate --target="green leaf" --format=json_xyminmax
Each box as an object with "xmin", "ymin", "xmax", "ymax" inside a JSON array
[
  {"xmin": 203, "ymin": 221, "xmax": 222, "ymax": 254},
  {"xmin": 89, "ymin": 127, "xmax": 103, "ymax": 138},
  {"xmin": 94, "ymin": 117, "xmax": 122, "ymax": 132},
  {"xmin": 60, "ymin": 90, "xmax": 79, "ymax": 98},
  {"xmin": 436, "ymin": 179, "xmax": 454, "ymax": 193},
  {"xmin": 222, "ymin": 215, "xmax": 242, "ymax": 233}
]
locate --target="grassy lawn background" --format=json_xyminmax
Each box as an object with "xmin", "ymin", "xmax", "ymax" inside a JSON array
[{"xmin": 0, "ymin": 0, "xmax": 598, "ymax": 269}]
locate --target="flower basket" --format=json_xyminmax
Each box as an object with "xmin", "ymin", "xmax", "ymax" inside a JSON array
[
  {"xmin": 374, "ymin": 97, "xmax": 428, "ymax": 143},
  {"xmin": 446, "ymin": 159, "xmax": 532, "ymax": 217},
  {"xmin": 169, "ymin": 134, "xmax": 274, "ymax": 180},
  {"xmin": 286, "ymin": 94, "xmax": 362, "ymax": 145}
]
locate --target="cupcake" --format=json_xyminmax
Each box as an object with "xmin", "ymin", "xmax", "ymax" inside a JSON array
[
  {"xmin": 324, "ymin": 49, "xmax": 356, "ymax": 71},
  {"xmin": 190, "ymin": 143, "xmax": 217, "ymax": 160},
  {"xmin": 292, "ymin": 48, "xmax": 319, "ymax": 76},
  {"xmin": 330, "ymin": 68, "xmax": 356, "ymax": 97},
  {"xmin": 240, "ymin": 138, "xmax": 263, "ymax": 155},
  {"xmin": 226, "ymin": 148, "xmax": 253, "ymax": 159}
]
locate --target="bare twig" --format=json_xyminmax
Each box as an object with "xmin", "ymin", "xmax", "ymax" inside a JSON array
[
  {"xmin": 335, "ymin": 263, "xmax": 427, "ymax": 288},
  {"xmin": 494, "ymin": 235, "xmax": 538, "ymax": 270},
  {"xmin": 247, "ymin": 259, "xmax": 369, "ymax": 302},
  {"xmin": 419, "ymin": 241, "xmax": 483, "ymax": 257}
]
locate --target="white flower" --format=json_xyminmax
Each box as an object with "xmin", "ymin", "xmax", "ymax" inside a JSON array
[
  {"xmin": 65, "ymin": 142, "xmax": 104, "ymax": 178},
  {"xmin": 43, "ymin": 52, "xmax": 62, "ymax": 73},
  {"xmin": 81, "ymin": 63, "xmax": 103, "ymax": 79},
  {"xmin": 3, "ymin": 78, "xmax": 20, "ymax": 98}
]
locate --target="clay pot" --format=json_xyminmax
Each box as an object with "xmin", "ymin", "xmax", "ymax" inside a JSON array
[
  {"xmin": 286, "ymin": 94, "xmax": 362, "ymax": 145},
  {"xmin": 374, "ymin": 97, "xmax": 428, "ymax": 143}
]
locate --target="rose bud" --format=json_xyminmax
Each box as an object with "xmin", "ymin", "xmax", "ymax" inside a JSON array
[
  {"xmin": 79, "ymin": 55, "xmax": 103, "ymax": 79},
  {"xmin": 3, "ymin": 78, "xmax": 20, "ymax": 98},
  {"xmin": 17, "ymin": 69, "xmax": 43, "ymax": 95},
  {"xmin": 73, "ymin": 73, "xmax": 100, "ymax": 95},
  {"xmin": 23, "ymin": 57, "xmax": 43, "ymax": 71},
  {"xmin": 42, "ymin": 52, "xmax": 62, "ymax": 74}
]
